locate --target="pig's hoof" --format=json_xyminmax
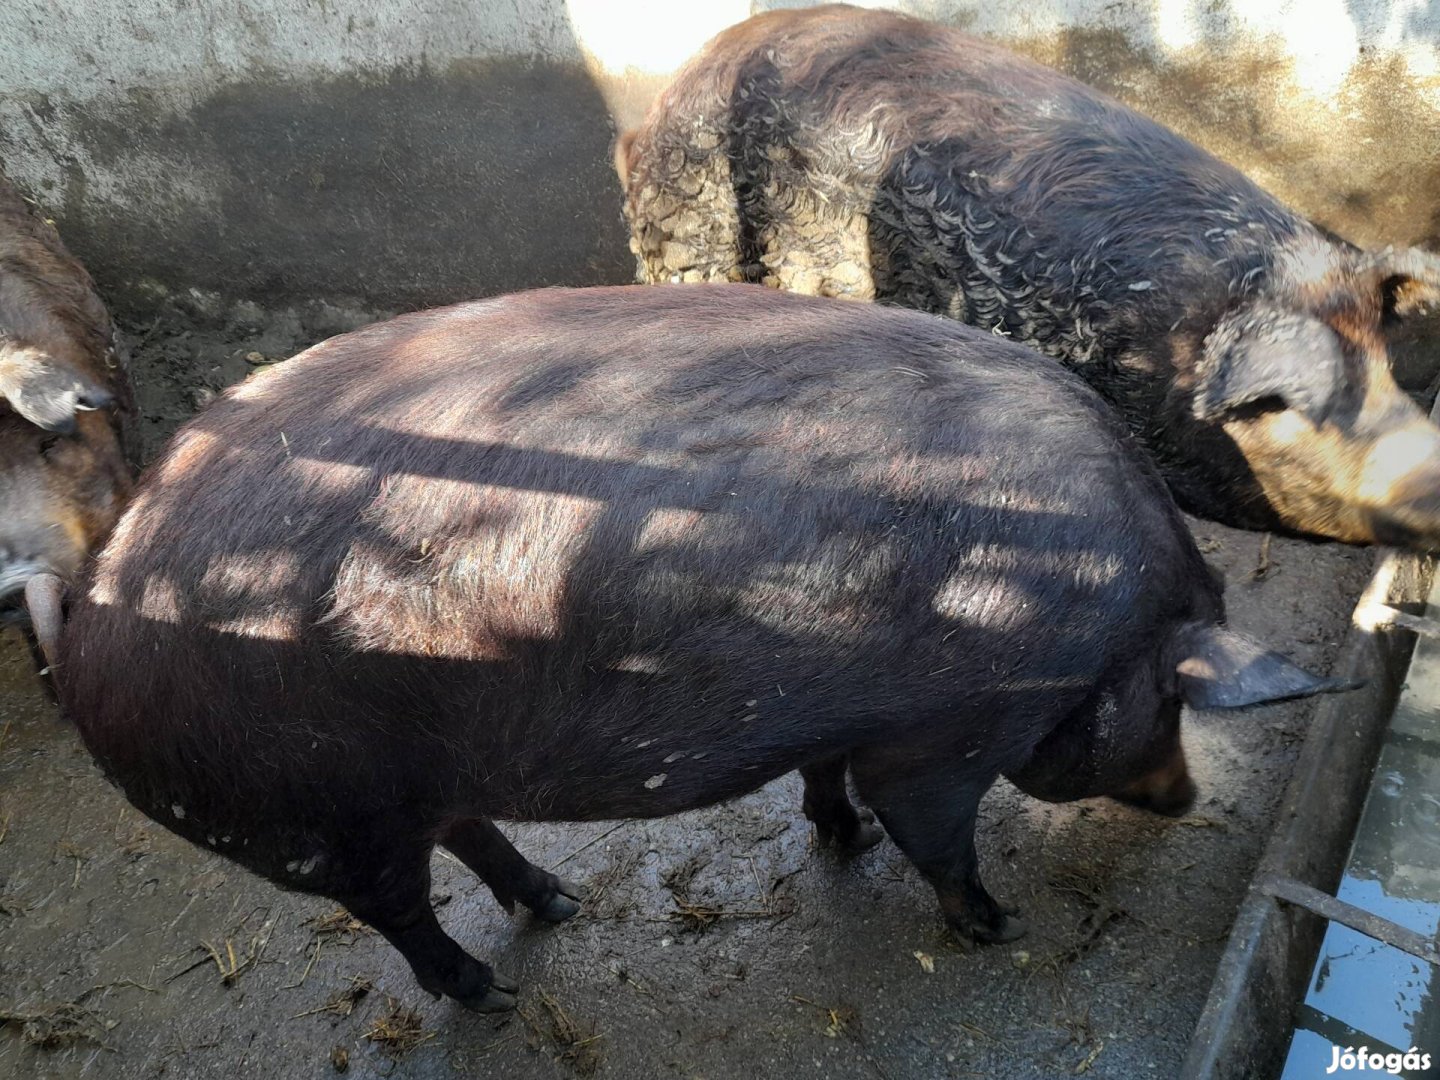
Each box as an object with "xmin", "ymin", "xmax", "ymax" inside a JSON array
[
  {"xmin": 460, "ymin": 986, "xmax": 517, "ymax": 1013},
  {"xmin": 950, "ymin": 913, "xmax": 1028, "ymax": 946},
  {"xmin": 534, "ymin": 893, "xmax": 581, "ymax": 923},
  {"xmin": 973, "ymin": 914, "xmax": 1027, "ymax": 944},
  {"xmin": 531, "ymin": 878, "xmax": 586, "ymax": 923},
  {"xmin": 459, "ymin": 968, "xmax": 519, "ymax": 1012},
  {"xmin": 844, "ymin": 811, "xmax": 885, "ymax": 854},
  {"xmin": 814, "ymin": 810, "xmax": 885, "ymax": 854}
]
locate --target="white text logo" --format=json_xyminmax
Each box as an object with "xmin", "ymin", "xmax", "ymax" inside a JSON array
[{"xmin": 1327, "ymin": 1046, "xmax": 1432, "ymax": 1074}]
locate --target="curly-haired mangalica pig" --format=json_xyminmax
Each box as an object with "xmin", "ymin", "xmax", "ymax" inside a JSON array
[
  {"xmin": 0, "ymin": 175, "xmax": 131, "ymax": 648},
  {"xmin": 617, "ymin": 4, "xmax": 1440, "ymax": 549},
  {"xmin": 52, "ymin": 286, "xmax": 1349, "ymax": 1010}
]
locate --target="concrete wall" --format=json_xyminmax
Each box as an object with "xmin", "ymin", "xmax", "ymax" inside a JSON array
[{"xmin": 2, "ymin": 1, "xmax": 1438, "ymax": 319}]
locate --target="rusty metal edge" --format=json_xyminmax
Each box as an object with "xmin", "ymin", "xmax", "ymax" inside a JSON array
[{"xmin": 1180, "ymin": 545, "xmax": 1434, "ymax": 1080}]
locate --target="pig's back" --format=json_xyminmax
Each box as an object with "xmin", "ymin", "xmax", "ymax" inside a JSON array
[
  {"xmin": 624, "ymin": 6, "xmax": 1305, "ymax": 367},
  {"xmin": 63, "ymin": 285, "xmax": 1209, "ymax": 823}
]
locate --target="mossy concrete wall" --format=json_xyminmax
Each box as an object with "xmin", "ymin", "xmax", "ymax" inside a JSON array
[{"xmin": 2, "ymin": 1, "xmax": 1437, "ymax": 323}]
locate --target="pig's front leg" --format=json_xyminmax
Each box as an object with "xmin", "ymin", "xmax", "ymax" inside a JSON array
[{"xmin": 850, "ymin": 746, "xmax": 1024, "ymax": 944}]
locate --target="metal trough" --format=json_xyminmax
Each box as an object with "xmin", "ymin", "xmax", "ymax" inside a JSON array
[{"xmin": 1182, "ymin": 547, "xmax": 1437, "ymax": 1077}]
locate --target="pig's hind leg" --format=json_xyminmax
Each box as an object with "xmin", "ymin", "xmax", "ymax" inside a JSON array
[
  {"xmin": 800, "ymin": 754, "xmax": 885, "ymax": 853},
  {"xmin": 441, "ymin": 817, "xmax": 586, "ymax": 923},
  {"xmin": 849, "ymin": 747, "xmax": 1024, "ymax": 944},
  {"xmin": 333, "ymin": 842, "xmax": 518, "ymax": 1012}
]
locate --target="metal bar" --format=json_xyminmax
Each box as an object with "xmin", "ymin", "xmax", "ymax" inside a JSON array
[
  {"xmin": 1261, "ymin": 875, "xmax": 1440, "ymax": 967},
  {"xmin": 1378, "ymin": 605, "xmax": 1440, "ymax": 639}
]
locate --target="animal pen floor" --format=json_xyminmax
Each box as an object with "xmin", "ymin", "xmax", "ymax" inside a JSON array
[{"xmin": 0, "ymin": 304, "xmax": 1377, "ymax": 1080}]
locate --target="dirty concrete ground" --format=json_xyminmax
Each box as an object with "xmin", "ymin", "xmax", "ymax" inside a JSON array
[{"xmin": 0, "ymin": 303, "xmax": 1377, "ymax": 1079}]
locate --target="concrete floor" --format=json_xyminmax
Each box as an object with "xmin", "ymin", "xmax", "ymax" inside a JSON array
[{"xmin": 0, "ymin": 305, "xmax": 1378, "ymax": 1079}]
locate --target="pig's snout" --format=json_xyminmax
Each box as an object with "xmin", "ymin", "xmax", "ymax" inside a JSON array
[
  {"xmin": 1111, "ymin": 745, "xmax": 1197, "ymax": 817},
  {"xmin": 1359, "ymin": 422, "xmax": 1440, "ymax": 550},
  {"xmin": 1231, "ymin": 401, "xmax": 1440, "ymax": 549}
]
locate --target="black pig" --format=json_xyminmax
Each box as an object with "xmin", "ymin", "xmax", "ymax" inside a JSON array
[
  {"xmin": 617, "ymin": 4, "xmax": 1440, "ymax": 549},
  {"xmin": 52, "ymin": 285, "xmax": 1348, "ymax": 1011}
]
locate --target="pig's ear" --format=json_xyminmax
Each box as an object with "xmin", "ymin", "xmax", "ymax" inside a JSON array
[
  {"xmin": 0, "ymin": 346, "xmax": 115, "ymax": 434},
  {"xmin": 1193, "ymin": 304, "xmax": 1346, "ymax": 426},
  {"xmin": 1170, "ymin": 623, "xmax": 1363, "ymax": 709},
  {"xmin": 1367, "ymin": 245, "xmax": 1440, "ymax": 320}
]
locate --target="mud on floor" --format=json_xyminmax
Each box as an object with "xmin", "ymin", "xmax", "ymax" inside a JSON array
[{"xmin": 0, "ymin": 306, "xmax": 1376, "ymax": 1079}]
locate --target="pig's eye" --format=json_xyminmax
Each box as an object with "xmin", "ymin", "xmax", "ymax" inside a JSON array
[
  {"xmin": 1227, "ymin": 394, "xmax": 1289, "ymax": 420},
  {"xmin": 37, "ymin": 433, "xmax": 63, "ymax": 457},
  {"xmin": 1247, "ymin": 394, "xmax": 1289, "ymax": 415}
]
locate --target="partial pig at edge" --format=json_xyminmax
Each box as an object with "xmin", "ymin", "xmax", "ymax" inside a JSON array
[{"xmin": 1195, "ymin": 246, "xmax": 1440, "ymax": 549}]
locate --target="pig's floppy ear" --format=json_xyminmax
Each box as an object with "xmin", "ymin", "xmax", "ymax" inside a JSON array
[
  {"xmin": 1169, "ymin": 623, "xmax": 1363, "ymax": 709},
  {"xmin": 1193, "ymin": 303, "xmax": 1346, "ymax": 426},
  {"xmin": 0, "ymin": 346, "xmax": 116, "ymax": 434},
  {"xmin": 1366, "ymin": 245, "xmax": 1440, "ymax": 320}
]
